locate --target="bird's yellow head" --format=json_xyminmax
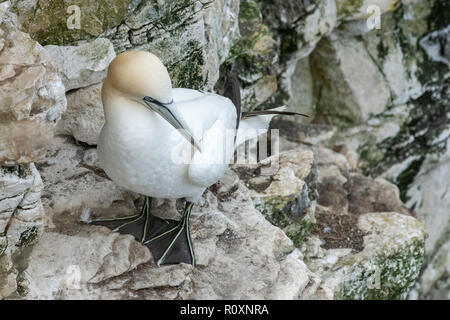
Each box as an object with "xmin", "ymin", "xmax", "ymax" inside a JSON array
[
  {"xmin": 106, "ymin": 50, "xmax": 173, "ymax": 103},
  {"xmin": 103, "ymin": 50, "xmax": 201, "ymax": 151}
]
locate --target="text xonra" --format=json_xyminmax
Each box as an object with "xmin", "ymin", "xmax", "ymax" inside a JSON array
[{"xmin": 225, "ymin": 304, "xmax": 269, "ymax": 315}]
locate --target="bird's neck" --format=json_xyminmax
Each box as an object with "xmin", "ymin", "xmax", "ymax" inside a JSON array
[{"xmin": 101, "ymin": 81, "xmax": 156, "ymax": 126}]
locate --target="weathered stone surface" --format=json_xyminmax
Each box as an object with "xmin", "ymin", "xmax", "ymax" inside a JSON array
[
  {"xmin": 45, "ymin": 38, "xmax": 116, "ymax": 91},
  {"xmin": 259, "ymin": 0, "xmax": 318, "ymax": 30},
  {"xmin": 419, "ymin": 24, "xmax": 450, "ymax": 68},
  {"xmin": 241, "ymin": 135, "xmax": 426, "ymax": 299},
  {"xmin": 10, "ymin": 0, "xmax": 134, "ymax": 45},
  {"xmin": 311, "ymin": 146, "xmax": 409, "ymax": 221},
  {"xmin": 293, "ymin": 0, "xmax": 337, "ymax": 59},
  {"xmin": 272, "ymin": 118, "xmax": 337, "ymax": 148},
  {"xmin": 311, "ymin": 30, "xmax": 391, "ymax": 125},
  {"xmin": 0, "ymin": 18, "xmax": 66, "ymax": 165},
  {"xmin": 335, "ymin": 0, "xmax": 400, "ymax": 21},
  {"xmin": 1, "ymin": 0, "xmax": 446, "ymax": 301},
  {"xmin": 362, "ymin": 10, "xmax": 423, "ymax": 105},
  {"xmin": 24, "ymin": 229, "xmax": 151, "ymax": 299},
  {"xmin": 36, "ymin": 136, "xmax": 126, "ymax": 220},
  {"xmin": 233, "ymin": 148, "xmax": 317, "ymax": 247},
  {"xmin": 282, "ymin": 57, "xmax": 315, "ymax": 120},
  {"xmin": 56, "ymin": 83, "xmax": 104, "ymax": 145},
  {"xmin": 0, "ymin": 1, "xmax": 9, "ymax": 23},
  {"xmin": 203, "ymin": 0, "xmax": 241, "ymax": 87},
  {"xmin": 220, "ymin": 0, "xmax": 279, "ymax": 110},
  {"xmin": 260, "ymin": 0, "xmax": 337, "ymax": 59},
  {"xmin": 111, "ymin": 0, "xmax": 239, "ymax": 91},
  {"xmin": 412, "ymin": 241, "xmax": 450, "ymax": 300},
  {"xmin": 303, "ymin": 211, "xmax": 425, "ymax": 299},
  {"xmin": 405, "ymin": 147, "xmax": 450, "ymax": 299},
  {"xmin": 298, "ymin": 144, "xmax": 424, "ymax": 300},
  {"xmin": 0, "ymin": 163, "xmax": 44, "ymax": 298},
  {"xmin": 406, "ymin": 149, "xmax": 450, "ymax": 255},
  {"xmin": 22, "ymin": 140, "xmax": 315, "ymax": 298}
]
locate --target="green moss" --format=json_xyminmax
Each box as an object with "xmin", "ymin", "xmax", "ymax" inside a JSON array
[
  {"xmin": 151, "ymin": 0, "xmax": 196, "ymax": 31},
  {"xmin": 16, "ymin": 227, "xmax": 40, "ymax": 248},
  {"xmin": 1, "ymin": 164, "xmax": 31, "ymax": 179},
  {"xmin": 337, "ymin": 0, "xmax": 364, "ymax": 17},
  {"xmin": 285, "ymin": 208, "xmax": 316, "ymax": 247},
  {"xmin": 253, "ymin": 183, "xmax": 316, "ymax": 247},
  {"xmin": 240, "ymin": 0, "xmax": 262, "ymax": 21},
  {"xmin": 11, "ymin": 0, "xmax": 132, "ymax": 45},
  {"xmin": 15, "ymin": 272, "xmax": 29, "ymax": 297},
  {"xmin": 215, "ymin": 0, "xmax": 278, "ymax": 110},
  {"xmin": 376, "ymin": 38, "xmax": 390, "ymax": 63},
  {"xmin": 167, "ymin": 41, "xmax": 207, "ymax": 90},
  {"xmin": 336, "ymin": 240, "xmax": 425, "ymax": 299},
  {"xmin": 78, "ymin": 39, "xmax": 111, "ymax": 61},
  {"xmin": 357, "ymin": 80, "xmax": 449, "ymax": 199}
]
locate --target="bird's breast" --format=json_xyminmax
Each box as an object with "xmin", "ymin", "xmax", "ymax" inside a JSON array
[{"xmin": 97, "ymin": 107, "xmax": 202, "ymax": 199}]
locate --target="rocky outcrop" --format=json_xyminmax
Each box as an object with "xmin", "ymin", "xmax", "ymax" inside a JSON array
[
  {"xmin": 233, "ymin": 148, "xmax": 317, "ymax": 247},
  {"xmin": 303, "ymin": 211, "xmax": 425, "ymax": 299},
  {"xmin": 9, "ymin": 0, "xmax": 135, "ymax": 45},
  {"xmin": 0, "ymin": 1, "xmax": 66, "ymax": 298},
  {"xmin": 0, "ymin": 164, "xmax": 44, "ymax": 298},
  {"xmin": 311, "ymin": 31, "xmax": 391, "ymax": 124},
  {"xmin": 0, "ymin": 15, "xmax": 66, "ymax": 165},
  {"xmin": 24, "ymin": 138, "xmax": 314, "ymax": 299},
  {"xmin": 335, "ymin": 0, "xmax": 399, "ymax": 21},
  {"xmin": 56, "ymin": 83, "xmax": 104, "ymax": 145},
  {"xmin": 407, "ymin": 148, "xmax": 450, "ymax": 299},
  {"xmin": 111, "ymin": 0, "xmax": 240, "ymax": 91},
  {"xmin": 0, "ymin": 0, "xmax": 447, "ymax": 300},
  {"xmin": 45, "ymin": 38, "xmax": 116, "ymax": 92},
  {"xmin": 12, "ymin": 133, "xmax": 424, "ymax": 300}
]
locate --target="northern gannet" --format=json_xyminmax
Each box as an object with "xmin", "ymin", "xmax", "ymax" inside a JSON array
[{"xmin": 90, "ymin": 51, "xmax": 307, "ymax": 266}]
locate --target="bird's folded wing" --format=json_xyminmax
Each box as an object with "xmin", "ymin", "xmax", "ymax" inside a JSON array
[
  {"xmin": 188, "ymin": 119, "xmax": 235, "ymax": 188},
  {"xmin": 172, "ymin": 88, "xmax": 205, "ymax": 102}
]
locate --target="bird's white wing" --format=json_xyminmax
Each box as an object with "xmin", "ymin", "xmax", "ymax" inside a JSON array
[
  {"xmin": 172, "ymin": 88, "xmax": 206, "ymax": 102},
  {"xmin": 188, "ymin": 118, "xmax": 236, "ymax": 187},
  {"xmin": 175, "ymin": 93, "xmax": 237, "ymax": 188}
]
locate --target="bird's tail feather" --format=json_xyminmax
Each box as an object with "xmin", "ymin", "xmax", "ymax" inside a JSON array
[
  {"xmin": 235, "ymin": 106, "xmax": 308, "ymax": 146},
  {"xmin": 242, "ymin": 107, "xmax": 309, "ymax": 119}
]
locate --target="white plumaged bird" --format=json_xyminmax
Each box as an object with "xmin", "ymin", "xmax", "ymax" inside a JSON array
[{"xmin": 91, "ymin": 50, "xmax": 306, "ymax": 266}]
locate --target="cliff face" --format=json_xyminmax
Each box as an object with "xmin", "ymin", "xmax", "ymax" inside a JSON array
[{"xmin": 0, "ymin": 0, "xmax": 448, "ymax": 299}]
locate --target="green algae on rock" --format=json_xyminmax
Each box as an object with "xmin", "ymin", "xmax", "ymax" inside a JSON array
[
  {"xmin": 10, "ymin": 0, "xmax": 133, "ymax": 45},
  {"xmin": 217, "ymin": 0, "xmax": 279, "ymax": 111},
  {"xmin": 303, "ymin": 212, "xmax": 426, "ymax": 300},
  {"xmin": 233, "ymin": 148, "xmax": 317, "ymax": 247}
]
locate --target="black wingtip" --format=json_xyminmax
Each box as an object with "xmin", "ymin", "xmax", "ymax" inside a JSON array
[
  {"xmin": 241, "ymin": 110, "xmax": 310, "ymax": 119},
  {"xmin": 222, "ymin": 65, "xmax": 241, "ymax": 128}
]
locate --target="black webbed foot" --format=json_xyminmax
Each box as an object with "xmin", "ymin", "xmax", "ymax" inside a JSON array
[
  {"xmin": 144, "ymin": 202, "xmax": 195, "ymax": 266},
  {"xmin": 88, "ymin": 197, "xmax": 152, "ymax": 242}
]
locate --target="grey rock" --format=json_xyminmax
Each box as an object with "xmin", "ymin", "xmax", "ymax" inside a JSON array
[
  {"xmin": 23, "ymin": 137, "xmax": 314, "ymax": 299},
  {"xmin": 56, "ymin": 83, "xmax": 105, "ymax": 145},
  {"xmin": 311, "ymin": 31, "xmax": 391, "ymax": 125},
  {"xmin": 45, "ymin": 38, "xmax": 116, "ymax": 91},
  {"xmin": 0, "ymin": 163, "xmax": 44, "ymax": 298},
  {"xmin": 0, "ymin": 20, "xmax": 66, "ymax": 165}
]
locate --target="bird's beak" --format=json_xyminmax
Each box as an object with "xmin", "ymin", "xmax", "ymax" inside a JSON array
[{"xmin": 143, "ymin": 96, "xmax": 202, "ymax": 152}]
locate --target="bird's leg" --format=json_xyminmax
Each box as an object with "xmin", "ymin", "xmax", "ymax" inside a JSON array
[
  {"xmin": 144, "ymin": 201, "xmax": 195, "ymax": 266},
  {"xmin": 88, "ymin": 197, "xmax": 152, "ymax": 242}
]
